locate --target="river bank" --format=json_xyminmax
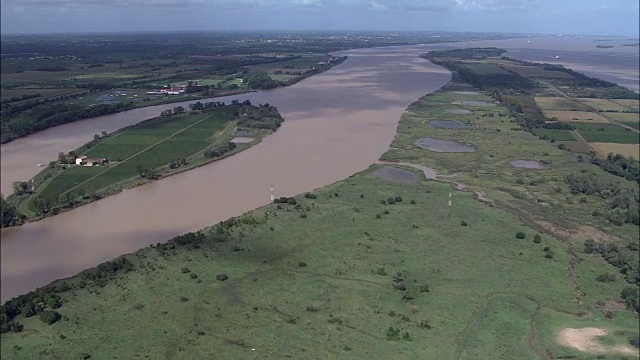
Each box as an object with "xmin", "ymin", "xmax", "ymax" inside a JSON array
[{"xmin": 2, "ymin": 36, "xmax": 638, "ymax": 302}]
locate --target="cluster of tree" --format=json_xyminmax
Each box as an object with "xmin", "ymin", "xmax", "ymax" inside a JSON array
[
  {"xmin": 1, "ymin": 194, "xmax": 26, "ymax": 228},
  {"xmin": 35, "ymin": 66, "xmax": 68, "ymax": 72},
  {"xmin": 82, "ymin": 257, "xmax": 133, "ymax": 284},
  {"xmin": 75, "ymin": 82, "xmax": 117, "ymax": 91},
  {"xmin": 426, "ymin": 47, "xmax": 506, "ymax": 60},
  {"xmin": 12, "ymin": 181, "xmax": 32, "ymax": 196},
  {"xmin": 86, "ymin": 63, "xmax": 104, "ymax": 68},
  {"xmin": 203, "ymin": 142, "xmax": 236, "ymax": 158},
  {"xmin": 235, "ymin": 103, "xmax": 284, "ymax": 132},
  {"xmin": 2, "ymin": 102, "xmax": 133, "ymax": 144},
  {"xmin": 566, "ymin": 173, "xmax": 639, "ymax": 225},
  {"xmin": 136, "ymin": 166, "xmax": 160, "ymax": 180},
  {"xmin": 242, "ymin": 71, "xmax": 281, "ymax": 90},
  {"xmin": 159, "ymin": 105, "xmax": 185, "ymax": 117},
  {"xmin": 0, "ymin": 93, "xmax": 41, "ymax": 104},
  {"xmin": 589, "ymin": 153, "xmax": 640, "ymax": 184},
  {"xmin": 154, "ymin": 231, "xmax": 207, "ymax": 253},
  {"xmin": 188, "ymin": 100, "xmax": 226, "ymax": 111},
  {"xmin": 0, "ymin": 290, "xmax": 63, "ymax": 333},
  {"xmin": 621, "ymin": 287, "xmax": 639, "ymax": 313},
  {"xmin": 168, "ymin": 158, "xmax": 188, "ymax": 169},
  {"xmin": 1, "ymin": 91, "xmax": 88, "ymax": 117},
  {"xmin": 584, "ymin": 239, "xmax": 639, "ymax": 286}
]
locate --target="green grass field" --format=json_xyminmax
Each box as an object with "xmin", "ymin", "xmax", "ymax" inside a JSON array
[
  {"xmin": 31, "ymin": 107, "xmax": 237, "ymax": 205},
  {"xmin": 570, "ymin": 122, "xmax": 639, "ymax": 144},
  {"xmin": 1, "ymin": 167, "xmax": 637, "ymax": 359},
  {"xmin": 534, "ymin": 129, "xmax": 576, "ymax": 141}
]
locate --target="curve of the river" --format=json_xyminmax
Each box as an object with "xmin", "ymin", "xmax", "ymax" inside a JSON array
[
  {"xmin": 1, "ymin": 45, "xmax": 452, "ymax": 301},
  {"xmin": 2, "ymin": 37, "xmax": 638, "ymax": 302}
]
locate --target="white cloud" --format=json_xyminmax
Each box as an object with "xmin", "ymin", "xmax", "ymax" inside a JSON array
[{"xmin": 7, "ymin": 0, "xmax": 537, "ymax": 10}]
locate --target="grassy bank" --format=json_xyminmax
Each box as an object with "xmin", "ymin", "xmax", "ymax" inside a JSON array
[
  {"xmin": 2, "ymin": 82, "xmax": 639, "ymax": 358},
  {"xmin": 1, "ymin": 166, "xmax": 637, "ymax": 359}
]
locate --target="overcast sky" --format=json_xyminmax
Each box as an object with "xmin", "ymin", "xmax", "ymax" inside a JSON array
[{"xmin": 1, "ymin": 0, "xmax": 638, "ymax": 36}]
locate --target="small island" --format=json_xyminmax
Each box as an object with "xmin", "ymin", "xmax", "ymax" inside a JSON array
[{"xmin": 6, "ymin": 100, "xmax": 283, "ymax": 224}]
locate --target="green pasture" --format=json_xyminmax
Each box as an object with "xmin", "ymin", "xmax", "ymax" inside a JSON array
[
  {"xmin": 31, "ymin": 107, "xmax": 237, "ymax": 204},
  {"xmin": 2, "ymin": 165, "xmax": 637, "ymax": 359},
  {"xmin": 570, "ymin": 122, "xmax": 639, "ymax": 144},
  {"xmin": 533, "ymin": 129, "xmax": 577, "ymax": 142},
  {"xmin": 382, "ymin": 90, "xmax": 639, "ymax": 240}
]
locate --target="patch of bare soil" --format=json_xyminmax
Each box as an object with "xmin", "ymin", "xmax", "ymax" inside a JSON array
[
  {"xmin": 557, "ymin": 328, "xmax": 639, "ymax": 356},
  {"xmin": 594, "ymin": 299, "xmax": 627, "ymax": 312},
  {"xmin": 534, "ymin": 221, "xmax": 619, "ymax": 244}
]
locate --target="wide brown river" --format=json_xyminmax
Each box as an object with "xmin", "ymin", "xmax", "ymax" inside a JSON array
[{"xmin": 1, "ymin": 37, "xmax": 638, "ymax": 302}]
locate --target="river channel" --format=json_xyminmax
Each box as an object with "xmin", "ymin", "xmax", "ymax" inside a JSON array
[{"xmin": 2, "ymin": 37, "xmax": 638, "ymax": 302}]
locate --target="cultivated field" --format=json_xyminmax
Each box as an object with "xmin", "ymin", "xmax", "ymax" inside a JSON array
[
  {"xmin": 609, "ymin": 99, "xmax": 640, "ymax": 110},
  {"xmin": 534, "ymin": 96, "xmax": 587, "ymax": 111},
  {"xmin": 590, "ymin": 142, "xmax": 640, "ymax": 159},
  {"xmin": 542, "ymin": 110, "xmax": 609, "ymax": 123},
  {"xmin": 503, "ymin": 65, "xmax": 576, "ymax": 79},
  {"xmin": 571, "ymin": 122, "xmax": 639, "ymax": 144},
  {"xmin": 576, "ymin": 98, "xmax": 630, "ymax": 112},
  {"xmin": 24, "ymin": 106, "xmax": 239, "ymax": 212}
]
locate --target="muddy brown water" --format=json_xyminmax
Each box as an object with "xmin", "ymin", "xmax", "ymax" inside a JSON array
[
  {"xmin": 1, "ymin": 37, "xmax": 637, "ymax": 302},
  {"xmin": 0, "ymin": 46, "xmax": 452, "ymax": 301}
]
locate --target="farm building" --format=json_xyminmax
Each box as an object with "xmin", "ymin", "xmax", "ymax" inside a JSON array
[{"xmin": 75, "ymin": 156, "xmax": 107, "ymax": 166}]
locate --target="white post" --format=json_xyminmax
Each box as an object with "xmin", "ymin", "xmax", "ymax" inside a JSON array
[{"xmin": 270, "ymin": 184, "xmax": 274, "ymax": 202}]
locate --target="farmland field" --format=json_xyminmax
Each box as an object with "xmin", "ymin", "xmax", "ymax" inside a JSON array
[
  {"xmin": 534, "ymin": 96, "xmax": 587, "ymax": 111},
  {"xmin": 502, "ymin": 65, "xmax": 576, "ymax": 79},
  {"xmin": 28, "ymin": 106, "xmax": 238, "ymax": 205},
  {"xmin": 609, "ymin": 99, "xmax": 640, "ymax": 110},
  {"xmin": 533, "ymin": 129, "xmax": 576, "ymax": 141},
  {"xmin": 576, "ymin": 98, "xmax": 630, "ymax": 112},
  {"xmin": 590, "ymin": 142, "xmax": 640, "ymax": 159},
  {"xmin": 571, "ymin": 122, "xmax": 639, "ymax": 144},
  {"xmin": 542, "ymin": 110, "xmax": 609, "ymax": 123},
  {"xmin": 556, "ymin": 141, "xmax": 593, "ymax": 153}
]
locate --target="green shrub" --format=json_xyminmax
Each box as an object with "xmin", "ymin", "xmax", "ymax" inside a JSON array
[
  {"xmin": 515, "ymin": 232, "xmax": 526, "ymax": 239},
  {"xmin": 460, "ymin": 221, "xmax": 468, "ymax": 226},
  {"xmin": 181, "ymin": 267, "xmax": 191, "ymax": 273},
  {"xmin": 304, "ymin": 193, "xmax": 317, "ymax": 199},
  {"xmin": 533, "ymin": 234, "xmax": 542, "ymax": 243},
  {"xmin": 387, "ymin": 197, "xmax": 396, "ymax": 205},
  {"xmin": 410, "ymin": 199, "xmax": 416, "ymax": 204},
  {"xmin": 394, "ymin": 196, "xmax": 402, "ymax": 203},
  {"xmin": 39, "ymin": 310, "xmax": 61, "ymax": 325}
]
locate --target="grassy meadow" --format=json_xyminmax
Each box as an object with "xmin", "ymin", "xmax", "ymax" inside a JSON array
[
  {"xmin": 2, "ymin": 166, "xmax": 636, "ymax": 359},
  {"xmin": 382, "ymin": 89, "xmax": 639, "ymax": 241},
  {"xmin": 2, "ymin": 86, "xmax": 638, "ymax": 359}
]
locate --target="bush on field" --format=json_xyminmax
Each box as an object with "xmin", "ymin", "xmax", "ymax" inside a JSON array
[
  {"xmin": 39, "ymin": 310, "xmax": 61, "ymax": 325},
  {"xmin": 515, "ymin": 232, "xmax": 526, "ymax": 239}
]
